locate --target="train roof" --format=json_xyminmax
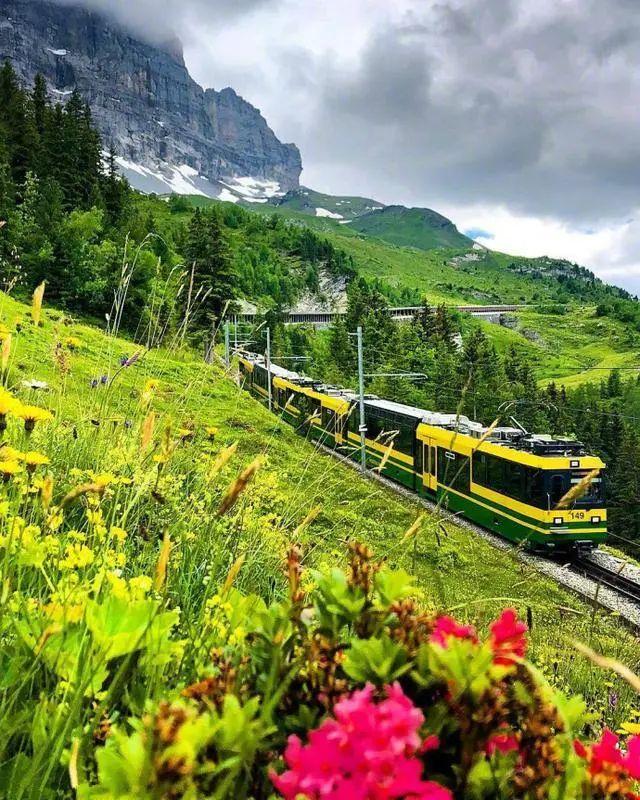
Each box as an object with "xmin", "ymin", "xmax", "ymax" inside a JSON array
[{"xmin": 240, "ymin": 352, "xmax": 592, "ymax": 458}]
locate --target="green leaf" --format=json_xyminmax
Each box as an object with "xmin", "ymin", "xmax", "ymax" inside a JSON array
[
  {"xmin": 343, "ymin": 634, "xmax": 410, "ymax": 684},
  {"xmin": 373, "ymin": 567, "xmax": 415, "ymax": 607}
]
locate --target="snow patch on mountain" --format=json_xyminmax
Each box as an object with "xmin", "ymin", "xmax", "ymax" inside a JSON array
[
  {"xmin": 46, "ymin": 47, "xmax": 67, "ymax": 56},
  {"xmin": 315, "ymin": 207, "xmax": 344, "ymax": 219},
  {"xmin": 107, "ymin": 153, "xmax": 286, "ymax": 203}
]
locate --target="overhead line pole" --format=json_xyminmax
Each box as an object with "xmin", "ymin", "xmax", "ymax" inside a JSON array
[
  {"xmin": 357, "ymin": 325, "xmax": 366, "ymax": 472},
  {"xmin": 224, "ymin": 321, "xmax": 230, "ymax": 368},
  {"xmin": 266, "ymin": 327, "xmax": 272, "ymax": 413}
]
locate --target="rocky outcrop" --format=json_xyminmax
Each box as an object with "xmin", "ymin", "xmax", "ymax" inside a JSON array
[{"xmin": 0, "ymin": 0, "xmax": 302, "ymax": 193}]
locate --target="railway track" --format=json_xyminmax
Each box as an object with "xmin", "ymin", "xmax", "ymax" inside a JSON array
[
  {"xmin": 571, "ymin": 557, "xmax": 640, "ymax": 605},
  {"xmin": 314, "ymin": 442, "xmax": 640, "ymax": 628}
]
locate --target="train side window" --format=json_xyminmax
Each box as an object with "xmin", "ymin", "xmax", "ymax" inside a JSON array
[
  {"xmin": 321, "ymin": 406, "xmax": 332, "ymax": 430},
  {"xmin": 472, "ymin": 452, "xmax": 487, "ymax": 485},
  {"xmin": 366, "ymin": 415, "xmax": 384, "ymax": 440},
  {"xmin": 504, "ymin": 463, "xmax": 525, "ymax": 502},
  {"xmin": 429, "ymin": 446, "xmax": 436, "ymax": 476},
  {"xmin": 524, "ymin": 468, "xmax": 546, "ymax": 508},
  {"xmin": 486, "ymin": 455, "xmax": 504, "ymax": 492},
  {"xmin": 394, "ymin": 424, "xmax": 415, "ymax": 457}
]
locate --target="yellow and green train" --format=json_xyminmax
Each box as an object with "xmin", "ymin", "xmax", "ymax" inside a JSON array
[{"xmin": 238, "ymin": 353, "xmax": 606, "ymax": 554}]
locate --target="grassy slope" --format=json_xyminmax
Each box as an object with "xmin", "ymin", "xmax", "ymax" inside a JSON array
[
  {"xmin": 347, "ymin": 205, "xmax": 473, "ymax": 250},
  {"xmin": 2, "ymin": 290, "xmax": 637, "ymax": 726},
  {"xmin": 149, "ymin": 194, "xmax": 640, "ymax": 387},
  {"xmin": 269, "ymin": 186, "xmax": 383, "ymax": 219}
]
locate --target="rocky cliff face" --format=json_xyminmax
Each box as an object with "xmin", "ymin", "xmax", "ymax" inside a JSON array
[{"xmin": 0, "ymin": 0, "xmax": 302, "ymax": 197}]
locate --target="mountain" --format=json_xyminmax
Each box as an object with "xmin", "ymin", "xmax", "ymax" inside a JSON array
[
  {"xmin": 265, "ymin": 187, "xmax": 472, "ymax": 251},
  {"xmin": 271, "ymin": 186, "xmax": 384, "ymax": 220},
  {"xmin": 346, "ymin": 205, "xmax": 473, "ymax": 251},
  {"xmin": 0, "ymin": 0, "xmax": 301, "ymax": 201}
]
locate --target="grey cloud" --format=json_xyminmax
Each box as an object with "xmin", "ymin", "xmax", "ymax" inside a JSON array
[
  {"xmin": 50, "ymin": 0, "xmax": 276, "ymax": 46},
  {"xmin": 295, "ymin": 0, "xmax": 640, "ymax": 224}
]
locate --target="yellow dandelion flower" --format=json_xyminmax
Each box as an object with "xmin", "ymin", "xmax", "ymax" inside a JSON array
[
  {"xmin": 0, "ymin": 446, "xmax": 24, "ymax": 461},
  {"xmin": 178, "ymin": 427, "xmax": 195, "ymax": 441},
  {"xmin": 17, "ymin": 404, "xmax": 54, "ymax": 433},
  {"xmin": 205, "ymin": 426, "xmax": 218, "ymax": 440},
  {"xmin": 0, "ymin": 390, "xmax": 17, "ymax": 432},
  {"xmin": 0, "ymin": 460, "xmax": 22, "ymax": 479},
  {"xmin": 22, "ymin": 451, "xmax": 50, "ymax": 473}
]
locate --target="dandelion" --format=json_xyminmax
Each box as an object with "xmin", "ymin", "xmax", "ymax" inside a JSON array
[
  {"xmin": 22, "ymin": 451, "xmax": 49, "ymax": 473},
  {"xmin": 205, "ymin": 426, "xmax": 218, "ymax": 441},
  {"xmin": 17, "ymin": 404, "xmax": 54, "ymax": 433},
  {"xmin": 0, "ymin": 460, "xmax": 22, "ymax": 480},
  {"xmin": 0, "ymin": 390, "xmax": 17, "ymax": 434},
  {"xmin": 178, "ymin": 427, "xmax": 195, "ymax": 442}
]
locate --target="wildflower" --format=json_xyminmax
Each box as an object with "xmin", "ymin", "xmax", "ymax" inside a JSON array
[
  {"xmin": 60, "ymin": 543, "xmax": 95, "ymax": 570},
  {"xmin": 0, "ymin": 460, "xmax": 22, "ymax": 480},
  {"xmin": 100, "ymin": 374, "xmax": 108, "ymax": 385},
  {"xmin": 271, "ymin": 682, "xmax": 451, "ymax": 800},
  {"xmin": 0, "ymin": 390, "xmax": 17, "ymax": 433},
  {"xmin": 141, "ymin": 379, "xmax": 159, "ymax": 405},
  {"xmin": 429, "ymin": 615, "xmax": 478, "ymax": 647},
  {"xmin": 22, "ymin": 451, "xmax": 49, "ymax": 473},
  {"xmin": 64, "ymin": 336, "xmax": 81, "ymax": 350},
  {"xmin": 489, "ymin": 609, "xmax": 528, "ymax": 666},
  {"xmin": 109, "ymin": 525, "xmax": 127, "ymax": 544},
  {"xmin": 21, "ymin": 379, "xmax": 48, "ymax": 391},
  {"xmin": 486, "ymin": 732, "xmax": 520, "ymax": 756},
  {"xmin": 205, "ymin": 426, "xmax": 218, "ymax": 441},
  {"xmin": 178, "ymin": 427, "xmax": 194, "ymax": 442},
  {"xmin": 120, "ymin": 351, "xmax": 142, "ymax": 367},
  {"xmin": 575, "ymin": 730, "xmax": 640, "ymax": 798},
  {"xmin": 90, "ymin": 378, "xmax": 99, "ymax": 389},
  {"xmin": 17, "ymin": 404, "xmax": 54, "ymax": 433}
]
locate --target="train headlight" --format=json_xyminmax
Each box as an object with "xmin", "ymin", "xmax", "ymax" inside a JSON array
[
  {"xmin": 553, "ymin": 517, "xmax": 563, "ymax": 526},
  {"xmin": 570, "ymin": 460, "xmax": 580, "ymax": 468},
  {"xmin": 591, "ymin": 516, "xmax": 601, "ymax": 524}
]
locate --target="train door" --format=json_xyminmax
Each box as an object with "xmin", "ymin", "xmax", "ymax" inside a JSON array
[
  {"xmin": 423, "ymin": 441, "xmax": 437, "ymax": 493},
  {"xmin": 413, "ymin": 428, "xmax": 422, "ymax": 492}
]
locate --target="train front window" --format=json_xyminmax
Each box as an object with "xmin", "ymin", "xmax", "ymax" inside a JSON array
[{"xmin": 570, "ymin": 470, "xmax": 605, "ymax": 507}]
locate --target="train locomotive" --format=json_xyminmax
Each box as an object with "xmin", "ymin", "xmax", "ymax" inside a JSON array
[{"xmin": 238, "ymin": 352, "xmax": 606, "ymax": 554}]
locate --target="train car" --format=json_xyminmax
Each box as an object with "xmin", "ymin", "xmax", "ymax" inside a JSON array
[{"xmin": 237, "ymin": 352, "xmax": 606, "ymax": 553}]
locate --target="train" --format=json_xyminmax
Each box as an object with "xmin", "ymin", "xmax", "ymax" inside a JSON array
[{"xmin": 237, "ymin": 352, "xmax": 607, "ymax": 554}]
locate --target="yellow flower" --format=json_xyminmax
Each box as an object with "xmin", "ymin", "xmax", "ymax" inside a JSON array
[
  {"xmin": 205, "ymin": 426, "xmax": 218, "ymax": 440},
  {"xmin": 129, "ymin": 575, "xmax": 152, "ymax": 598},
  {"xmin": 59, "ymin": 543, "xmax": 95, "ymax": 570},
  {"xmin": 17, "ymin": 404, "xmax": 54, "ymax": 432},
  {"xmin": 0, "ymin": 446, "xmax": 24, "ymax": 461},
  {"xmin": 0, "ymin": 460, "xmax": 22, "ymax": 479},
  {"xmin": 620, "ymin": 722, "xmax": 640, "ymax": 735},
  {"xmin": 0, "ymin": 390, "xmax": 17, "ymax": 430},
  {"xmin": 64, "ymin": 336, "xmax": 81, "ymax": 351},
  {"xmin": 141, "ymin": 379, "xmax": 159, "ymax": 406},
  {"xmin": 22, "ymin": 451, "xmax": 50, "ymax": 473},
  {"xmin": 109, "ymin": 526, "xmax": 127, "ymax": 544},
  {"xmin": 178, "ymin": 427, "xmax": 195, "ymax": 441}
]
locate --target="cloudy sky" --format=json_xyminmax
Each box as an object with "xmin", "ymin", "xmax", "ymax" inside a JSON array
[{"xmin": 64, "ymin": 0, "xmax": 640, "ymax": 291}]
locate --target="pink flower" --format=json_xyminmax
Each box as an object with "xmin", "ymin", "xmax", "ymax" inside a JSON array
[
  {"xmin": 489, "ymin": 609, "xmax": 528, "ymax": 666},
  {"xmin": 486, "ymin": 732, "xmax": 519, "ymax": 756},
  {"xmin": 270, "ymin": 683, "xmax": 452, "ymax": 800},
  {"xmin": 429, "ymin": 615, "xmax": 478, "ymax": 648},
  {"xmin": 574, "ymin": 729, "xmax": 640, "ymax": 799}
]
